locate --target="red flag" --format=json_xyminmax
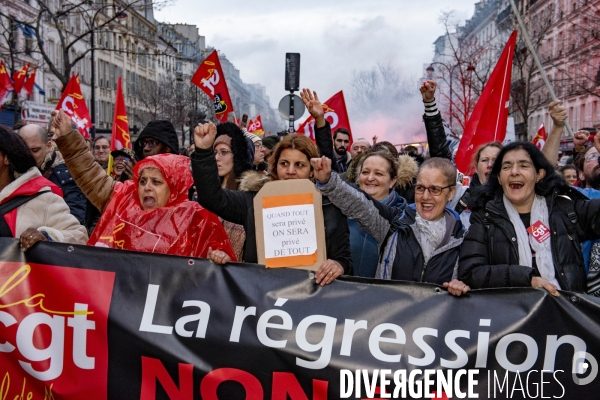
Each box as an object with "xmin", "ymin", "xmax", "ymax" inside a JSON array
[
  {"xmin": 23, "ymin": 67, "xmax": 36, "ymax": 97},
  {"xmin": 107, "ymin": 77, "xmax": 130, "ymax": 175},
  {"xmin": 297, "ymin": 91, "xmax": 353, "ymax": 145},
  {"xmin": 55, "ymin": 75, "xmax": 93, "ymax": 139},
  {"xmin": 455, "ymin": 31, "xmax": 518, "ymax": 175},
  {"xmin": 0, "ymin": 60, "xmax": 13, "ymax": 107},
  {"xmin": 190, "ymin": 50, "xmax": 234, "ymax": 123},
  {"xmin": 531, "ymin": 124, "xmax": 547, "ymax": 150},
  {"xmin": 110, "ymin": 77, "xmax": 130, "ymax": 151},
  {"xmin": 247, "ymin": 115, "xmax": 265, "ymax": 136},
  {"xmin": 12, "ymin": 62, "xmax": 29, "ymax": 94}
]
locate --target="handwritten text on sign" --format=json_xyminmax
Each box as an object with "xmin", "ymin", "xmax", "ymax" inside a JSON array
[{"xmin": 262, "ymin": 205, "xmax": 317, "ymax": 258}]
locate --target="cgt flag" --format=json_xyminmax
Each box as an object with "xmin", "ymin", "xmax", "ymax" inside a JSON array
[
  {"xmin": 190, "ymin": 50, "xmax": 234, "ymax": 123},
  {"xmin": 455, "ymin": 31, "xmax": 518, "ymax": 175},
  {"xmin": 23, "ymin": 67, "xmax": 37, "ymax": 98},
  {"xmin": 55, "ymin": 75, "xmax": 93, "ymax": 139},
  {"xmin": 532, "ymin": 124, "xmax": 547, "ymax": 150},
  {"xmin": 11, "ymin": 62, "xmax": 29, "ymax": 95},
  {"xmin": 297, "ymin": 91, "xmax": 353, "ymax": 145},
  {"xmin": 107, "ymin": 77, "xmax": 130, "ymax": 176},
  {"xmin": 248, "ymin": 115, "xmax": 265, "ymax": 136},
  {"xmin": 0, "ymin": 60, "xmax": 13, "ymax": 107}
]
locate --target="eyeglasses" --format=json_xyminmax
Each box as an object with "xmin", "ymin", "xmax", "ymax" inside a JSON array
[
  {"xmin": 253, "ymin": 143, "xmax": 264, "ymax": 149},
  {"xmin": 142, "ymin": 139, "xmax": 159, "ymax": 148},
  {"xmin": 214, "ymin": 149, "xmax": 233, "ymax": 157},
  {"xmin": 584, "ymin": 153, "xmax": 600, "ymax": 162},
  {"xmin": 94, "ymin": 145, "xmax": 109, "ymax": 151},
  {"xmin": 114, "ymin": 156, "xmax": 130, "ymax": 162},
  {"xmin": 415, "ymin": 184, "xmax": 455, "ymax": 196}
]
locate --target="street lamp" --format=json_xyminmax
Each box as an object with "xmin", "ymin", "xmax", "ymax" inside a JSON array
[{"xmin": 90, "ymin": 9, "xmax": 127, "ymax": 139}]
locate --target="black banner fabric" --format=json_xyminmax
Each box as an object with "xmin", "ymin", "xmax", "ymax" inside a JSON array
[{"xmin": 1, "ymin": 237, "xmax": 599, "ymax": 399}]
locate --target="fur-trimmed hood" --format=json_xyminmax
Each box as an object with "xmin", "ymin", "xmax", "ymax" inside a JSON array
[{"xmin": 238, "ymin": 170, "xmax": 272, "ymax": 192}]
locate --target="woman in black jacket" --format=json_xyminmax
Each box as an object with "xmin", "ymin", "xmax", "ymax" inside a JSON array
[
  {"xmin": 191, "ymin": 122, "xmax": 352, "ymax": 286},
  {"xmin": 458, "ymin": 141, "xmax": 600, "ymax": 295}
]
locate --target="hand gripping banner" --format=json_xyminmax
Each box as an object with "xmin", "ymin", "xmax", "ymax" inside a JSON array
[{"xmin": 0, "ymin": 237, "xmax": 599, "ymax": 399}]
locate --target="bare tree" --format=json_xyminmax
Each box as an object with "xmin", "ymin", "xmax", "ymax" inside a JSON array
[
  {"xmin": 350, "ymin": 60, "xmax": 412, "ymax": 117},
  {"xmin": 430, "ymin": 11, "xmax": 497, "ymax": 135},
  {"xmin": 0, "ymin": 0, "xmax": 174, "ymax": 90},
  {"xmin": 503, "ymin": 2, "xmax": 560, "ymax": 139},
  {"xmin": 549, "ymin": 1, "xmax": 600, "ymax": 104}
]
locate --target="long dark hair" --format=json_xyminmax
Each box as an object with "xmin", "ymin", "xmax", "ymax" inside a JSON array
[
  {"xmin": 469, "ymin": 141, "xmax": 568, "ymax": 210},
  {"xmin": 215, "ymin": 122, "xmax": 252, "ymax": 190},
  {"xmin": 0, "ymin": 125, "xmax": 36, "ymax": 178}
]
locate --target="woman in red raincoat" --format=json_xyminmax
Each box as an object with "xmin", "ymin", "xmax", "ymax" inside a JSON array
[{"xmin": 50, "ymin": 110, "xmax": 235, "ymax": 260}]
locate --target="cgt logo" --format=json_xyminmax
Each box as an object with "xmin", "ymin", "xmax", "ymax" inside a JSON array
[{"xmin": 0, "ymin": 262, "xmax": 115, "ymax": 399}]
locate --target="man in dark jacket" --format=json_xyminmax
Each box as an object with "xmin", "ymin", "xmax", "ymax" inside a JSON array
[
  {"xmin": 133, "ymin": 120, "xmax": 180, "ymax": 160},
  {"xmin": 18, "ymin": 124, "xmax": 86, "ymax": 224}
]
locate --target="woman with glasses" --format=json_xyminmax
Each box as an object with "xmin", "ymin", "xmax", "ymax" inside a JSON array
[
  {"xmin": 211, "ymin": 122, "xmax": 253, "ymax": 261},
  {"xmin": 312, "ymin": 156, "xmax": 470, "ymax": 296},
  {"xmin": 458, "ymin": 142, "xmax": 600, "ymax": 296},
  {"xmin": 192, "ymin": 122, "xmax": 352, "ymax": 286}
]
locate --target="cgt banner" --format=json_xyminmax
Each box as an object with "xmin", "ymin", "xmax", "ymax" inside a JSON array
[{"xmin": 0, "ymin": 237, "xmax": 599, "ymax": 399}]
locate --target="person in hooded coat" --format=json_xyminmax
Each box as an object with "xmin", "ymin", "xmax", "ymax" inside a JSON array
[
  {"xmin": 50, "ymin": 110, "xmax": 234, "ymax": 259},
  {"xmin": 212, "ymin": 122, "xmax": 253, "ymax": 260},
  {"xmin": 133, "ymin": 120, "xmax": 180, "ymax": 160}
]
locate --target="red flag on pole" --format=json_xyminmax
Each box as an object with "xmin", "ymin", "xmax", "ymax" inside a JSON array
[
  {"xmin": 247, "ymin": 115, "xmax": 265, "ymax": 136},
  {"xmin": 107, "ymin": 77, "xmax": 130, "ymax": 175},
  {"xmin": 531, "ymin": 124, "xmax": 547, "ymax": 150},
  {"xmin": 297, "ymin": 91, "xmax": 353, "ymax": 145},
  {"xmin": 12, "ymin": 62, "xmax": 29, "ymax": 94},
  {"xmin": 0, "ymin": 61, "xmax": 13, "ymax": 107},
  {"xmin": 23, "ymin": 67, "xmax": 37, "ymax": 98},
  {"xmin": 55, "ymin": 75, "xmax": 93, "ymax": 139},
  {"xmin": 454, "ymin": 31, "xmax": 518, "ymax": 175},
  {"xmin": 190, "ymin": 50, "xmax": 234, "ymax": 123}
]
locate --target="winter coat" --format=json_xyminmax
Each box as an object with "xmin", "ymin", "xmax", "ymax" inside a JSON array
[
  {"xmin": 349, "ymin": 190, "xmax": 405, "ymax": 278},
  {"xmin": 191, "ymin": 147, "xmax": 353, "ymax": 273},
  {"xmin": 575, "ymin": 187, "xmax": 600, "ymax": 295},
  {"xmin": 0, "ymin": 167, "xmax": 88, "ymax": 244},
  {"xmin": 423, "ymin": 112, "xmax": 453, "ymax": 160},
  {"xmin": 56, "ymin": 130, "xmax": 234, "ymax": 259},
  {"xmin": 317, "ymin": 172, "xmax": 465, "ymax": 285},
  {"xmin": 40, "ymin": 148, "xmax": 87, "ymax": 225},
  {"xmin": 458, "ymin": 188, "xmax": 600, "ymax": 292}
]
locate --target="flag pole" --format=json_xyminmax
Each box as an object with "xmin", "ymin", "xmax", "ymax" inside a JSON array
[{"xmin": 508, "ymin": 0, "xmax": 574, "ymax": 136}]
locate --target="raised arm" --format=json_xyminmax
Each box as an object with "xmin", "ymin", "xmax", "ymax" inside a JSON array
[
  {"xmin": 420, "ymin": 81, "xmax": 452, "ymax": 160},
  {"xmin": 541, "ymin": 100, "xmax": 567, "ymax": 165},
  {"xmin": 190, "ymin": 122, "xmax": 251, "ymax": 225},
  {"xmin": 301, "ymin": 88, "xmax": 338, "ymax": 171},
  {"xmin": 311, "ymin": 157, "xmax": 393, "ymax": 244},
  {"xmin": 52, "ymin": 110, "xmax": 115, "ymax": 213}
]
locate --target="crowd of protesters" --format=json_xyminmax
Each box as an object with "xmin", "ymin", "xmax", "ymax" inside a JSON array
[{"xmin": 1, "ymin": 79, "xmax": 600, "ymax": 298}]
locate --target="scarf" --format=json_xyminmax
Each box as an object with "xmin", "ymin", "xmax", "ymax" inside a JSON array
[
  {"xmin": 502, "ymin": 194, "xmax": 560, "ymax": 288},
  {"xmin": 414, "ymin": 214, "xmax": 447, "ymax": 264}
]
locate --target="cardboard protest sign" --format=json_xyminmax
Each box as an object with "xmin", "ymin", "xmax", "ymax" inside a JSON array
[{"xmin": 254, "ymin": 180, "xmax": 326, "ymax": 270}]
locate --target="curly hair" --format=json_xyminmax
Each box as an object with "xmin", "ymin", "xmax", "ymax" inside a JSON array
[
  {"xmin": 469, "ymin": 141, "xmax": 568, "ymax": 210},
  {"xmin": 0, "ymin": 124, "xmax": 36, "ymax": 177}
]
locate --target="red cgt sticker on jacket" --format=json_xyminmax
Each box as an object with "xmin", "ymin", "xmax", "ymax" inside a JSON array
[
  {"xmin": 527, "ymin": 220, "xmax": 551, "ymax": 243},
  {"xmin": 0, "ymin": 262, "xmax": 115, "ymax": 400}
]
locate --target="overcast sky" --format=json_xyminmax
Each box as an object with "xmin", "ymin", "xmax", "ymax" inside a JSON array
[{"xmin": 155, "ymin": 1, "xmax": 478, "ymax": 144}]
